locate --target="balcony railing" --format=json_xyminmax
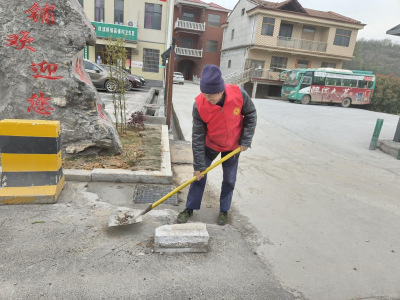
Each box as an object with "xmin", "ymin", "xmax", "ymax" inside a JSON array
[
  {"xmin": 175, "ymin": 19, "xmax": 205, "ymax": 31},
  {"xmin": 223, "ymin": 68, "xmax": 283, "ymax": 85},
  {"xmin": 277, "ymin": 36, "xmax": 327, "ymax": 52},
  {"xmin": 175, "ymin": 47, "xmax": 203, "ymax": 58}
]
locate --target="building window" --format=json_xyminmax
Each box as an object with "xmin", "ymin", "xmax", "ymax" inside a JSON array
[
  {"xmin": 95, "ymin": 0, "xmax": 104, "ymax": 22},
  {"xmin": 95, "ymin": 45, "xmax": 106, "ymax": 64},
  {"xmin": 180, "ymin": 37, "xmax": 193, "ymax": 49},
  {"xmin": 296, "ymin": 59, "xmax": 309, "ymax": 69},
  {"xmin": 114, "ymin": 0, "xmax": 124, "ymax": 25},
  {"xmin": 270, "ymin": 56, "xmax": 287, "ymax": 72},
  {"xmin": 302, "ymin": 26, "xmax": 316, "ymax": 40},
  {"xmin": 321, "ymin": 62, "xmax": 336, "ymax": 68},
  {"xmin": 144, "ymin": 3, "xmax": 162, "ymax": 30},
  {"xmin": 228, "ymin": 60, "xmax": 231, "ymax": 68},
  {"xmin": 241, "ymin": 8, "xmax": 245, "ymax": 16},
  {"xmin": 182, "ymin": 12, "xmax": 195, "ymax": 22},
  {"xmin": 208, "ymin": 14, "xmax": 220, "ymax": 27},
  {"xmin": 279, "ymin": 23, "xmax": 293, "ymax": 38},
  {"xmin": 261, "ymin": 17, "xmax": 275, "ymax": 36},
  {"xmin": 231, "ymin": 29, "xmax": 234, "ymax": 39},
  {"xmin": 95, "ymin": 45, "xmax": 132, "ymax": 68},
  {"xmin": 143, "ymin": 49, "xmax": 160, "ymax": 73},
  {"xmin": 334, "ymin": 29, "xmax": 351, "ymax": 47},
  {"xmin": 206, "ymin": 40, "xmax": 218, "ymax": 53},
  {"xmin": 78, "ymin": 0, "xmax": 83, "ymax": 7}
]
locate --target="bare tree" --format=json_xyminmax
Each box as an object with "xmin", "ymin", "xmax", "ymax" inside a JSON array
[{"xmin": 105, "ymin": 37, "xmax": 128, "ymax": 133}]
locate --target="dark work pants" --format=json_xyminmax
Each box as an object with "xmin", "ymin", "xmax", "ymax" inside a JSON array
[{"xmin": 186, "ymin": 149, "xmax": 240, "ymax": 212}]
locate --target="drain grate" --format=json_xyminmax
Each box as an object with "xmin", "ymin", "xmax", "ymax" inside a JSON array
[{"xmin": 133, "ymin": 184, "xmax": 178, "ymax": 205}]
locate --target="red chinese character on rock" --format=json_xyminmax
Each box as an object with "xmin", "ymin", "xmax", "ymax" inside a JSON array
[
  {"xmin": 97, "ymin": 104, "xmax": 109, "ymax": 122},
  {"xmin": 24, "ymin": 2, "xmax": 41, "ymax": 23},
  {"xmin": 75, "ymin": 58, "xmax": 90, "ymax": 85},
  {"xmin": 27, "ymin": 92, "xmax": 54, "ymax": 115},
  {"xmin": 25, "ymin": 2, "xmax": 55, "ymax": 25},
  {"xmin": 4, "ymin": 31, "xmax": 36, "ymax": 52},
  {"xmin": 31, "ymin": 60, "xmax": 63, "ymax": 80},
  {"xmin": 41, "ymin": 4, "xmax": 56, "ymax": 25}
]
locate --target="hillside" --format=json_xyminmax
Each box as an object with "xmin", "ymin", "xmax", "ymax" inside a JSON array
[{"xmin": 342, "ymin": 39, "xmax": 400, "ymax": 77}]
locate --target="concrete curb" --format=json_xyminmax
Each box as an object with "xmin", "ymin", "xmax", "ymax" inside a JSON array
[
  {"xmin": 377, "ymin": 139, "xmax": 400, "ymax": 159},
  {"xmin": 64, "ymin": 125, "xmax": 172, "ymax": 183},
  {"xmin": 172, "ymin": 103, "xmax": 185, "ymax": 141}
]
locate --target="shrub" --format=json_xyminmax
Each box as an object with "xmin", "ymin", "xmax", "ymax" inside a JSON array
[
  {"xmin": 128, "ymin": 111, "xmax": 147, "ymax": 130},
  {"xmin": 371, "ymin": 74, "xmax": 400, "ymax": 115}
]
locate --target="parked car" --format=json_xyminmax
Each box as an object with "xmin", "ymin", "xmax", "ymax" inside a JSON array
[
  {"xmin": 173, "ymin": 72, "xmax": 184, "ymax": 85},
  {"xmin": 84, "ymin": 60, "xmax": 129, "ymax": 92},
  {"xmin": 123, "ymin": 70, "xmax": 143, "ymax": 89},
  {"xmin": 100, "ymin": 65, "xmax": 142, "ymax": 90},
  {"xmin": 132, "ymin": 74, "xmax": 145, "ymax": 86}
]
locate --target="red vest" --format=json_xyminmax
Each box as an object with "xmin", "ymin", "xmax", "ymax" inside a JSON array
[{"xmin": 195, "ymin": 84, "xmax": 244, "ymax": 152}]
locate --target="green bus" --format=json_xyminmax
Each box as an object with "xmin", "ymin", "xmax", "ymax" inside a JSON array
[{"xmin": 280, "ymin": 68, "xmax": 375, "ymax": 108}]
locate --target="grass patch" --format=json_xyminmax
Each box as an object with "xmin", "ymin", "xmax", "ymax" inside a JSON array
[{"xmin": 63, "ymin": 126, "xmax": 162, "ymax": 171}]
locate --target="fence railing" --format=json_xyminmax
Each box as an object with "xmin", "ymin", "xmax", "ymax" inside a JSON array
[
  {"xmin": 222, "ymin": 69, "xmax": 253, "ymax": 84},
  {"xmin": 277, "ymin": 36, "xmax": 328, "ymax": 52},
  {"xmin": 175, "ymin": 47, "xmax": 203, "ymax": 58},
  {"xmin": 249, "ymin": 69, "xmax": 282, "ymax": 81},
  {"xmin": 223, "ymin": 68, "xmax": 284, "ymax": 85},
  {"xmin": 175, "ymin": 19, "xmax": 205, "ymax": 31}
]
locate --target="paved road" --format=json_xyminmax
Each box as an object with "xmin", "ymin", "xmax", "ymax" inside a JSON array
[
  {"xmin": 98, "ymin": 84, "xmax": 156, "ymax": 122},
  {"xmin": 172, "ymin": 82, "xmax": 400, "ymax": 300}
]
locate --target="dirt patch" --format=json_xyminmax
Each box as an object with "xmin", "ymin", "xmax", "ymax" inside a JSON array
[{"xmin": 63, "ymin": 126, "xmax": 162, "ymax": 171}]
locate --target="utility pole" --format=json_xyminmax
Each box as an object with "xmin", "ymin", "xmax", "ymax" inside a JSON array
[{"xmin": 165, "ymin": 37, "xmax": 176, "ymax": 129}]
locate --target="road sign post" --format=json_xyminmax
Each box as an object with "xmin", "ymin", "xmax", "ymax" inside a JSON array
[
  {"xmin": 393, "ymin": 117, "xmax": 400, "ymax": 143},
  {"xmin": 369, "ymin": 119, "xmax": 384, "ymax": 150}
]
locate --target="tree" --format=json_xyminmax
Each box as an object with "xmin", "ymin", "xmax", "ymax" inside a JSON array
[{"xmin": 105, "ymin": 37, "xmax": 128, "ymax": 133}]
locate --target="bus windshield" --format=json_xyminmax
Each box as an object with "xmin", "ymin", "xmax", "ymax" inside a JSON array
[{"xmin": 283, "ymin": 70, "xmax": 301, "ymax": 87}]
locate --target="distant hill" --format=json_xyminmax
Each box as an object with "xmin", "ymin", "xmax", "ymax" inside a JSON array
[{"xmin": 342, "ymin": 39, "xmax": 400, "ymax": 77}]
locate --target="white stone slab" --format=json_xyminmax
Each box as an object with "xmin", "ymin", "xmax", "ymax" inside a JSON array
[{"xmin": 154, "ymin": 223, "xmax": 209, "ymax": 253}]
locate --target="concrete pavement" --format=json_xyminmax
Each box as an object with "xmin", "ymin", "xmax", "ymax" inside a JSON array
[
  {"xmin": 171, "ymin": 82, "xmax": 400, "ymax": 300},
  {"xmin": 98, "ymin": 90, "xmax": 148, "ymax": 123},
  {"xmin": 0, "ymin": 138, "xmax": 298, "ymax": 300}
]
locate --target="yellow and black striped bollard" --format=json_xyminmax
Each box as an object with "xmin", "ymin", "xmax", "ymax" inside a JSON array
[{"xmin": 0, "ymin": 119, "xmax": 65, "ymax": 205}]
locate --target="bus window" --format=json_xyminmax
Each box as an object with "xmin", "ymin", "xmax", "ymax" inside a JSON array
[
  {"xmin": 304, "ymin": 71, "xmax": 313, "ymax": 77},
  {"xmin": 302, "ymin": 76, "xmax": 312, "ymax": 85},
  {"xmin": 342, "ymin": 79, "xmax": 357, "ymax": 87},
  {"xmin": 358, "ymin": 80, "xmax": 367, "ymax": 88},
  {"xmin": 367, "ymin": 81, "xmax": 374, "ymax": 88},
  {"xmin": 326, "ymin": 77, "xmax": 342, "ymax": 86},
  {"xmin": 283, "ymin": 70, "xmax": 300, "ymax": 86},
  {"xmin": 313, "ymin": 76, "xmax": 325, "ymax": 85}
]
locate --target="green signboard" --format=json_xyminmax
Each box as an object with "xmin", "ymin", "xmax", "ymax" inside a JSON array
[
  {"xmin": 91, "ymin": 21, "xmax": 137, "ymax": 42},
  {"xmin": 84, "ymin": 46, "xmax": 89, "ymax": 59}
]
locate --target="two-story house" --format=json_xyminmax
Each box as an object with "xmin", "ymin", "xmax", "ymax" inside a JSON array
[
  {"xmin": 79, "ymin": 0, "xmax": 173, "ymax": 86},
  {"xmin": 220, "ymin": 0, "xmax": 365, "ymax": 98},
  {"xmin": 173, "ymin": 0, "xmax": 230, "ymax": 80}
]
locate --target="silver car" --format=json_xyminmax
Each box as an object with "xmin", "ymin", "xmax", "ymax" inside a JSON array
[
  {"xmin": 173, "ymin": 72, "xmax": 184, "ymax": 85},
  {"xmin": 84, "ymin": 60, "xmax": 129, "ymax": 92}
]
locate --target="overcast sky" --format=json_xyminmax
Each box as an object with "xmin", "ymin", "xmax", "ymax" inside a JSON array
[{"xmin": 212, "ymin": 0, "xmax": 400, "ymax": 41}]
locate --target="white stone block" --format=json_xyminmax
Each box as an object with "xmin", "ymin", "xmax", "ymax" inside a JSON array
[{"xmin": 154, "ymin": 223, "xmax": 209, "ymax": 253}]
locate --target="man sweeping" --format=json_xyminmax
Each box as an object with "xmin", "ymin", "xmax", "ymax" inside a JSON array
[{"xmin": 177, "ymin": 65, "xmax": 257, "ymax": 225}]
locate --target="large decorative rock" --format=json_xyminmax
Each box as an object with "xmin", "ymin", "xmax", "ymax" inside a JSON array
[{"xmin": 0, "ymin": 0, "xmax": 121, "ymax": 155}]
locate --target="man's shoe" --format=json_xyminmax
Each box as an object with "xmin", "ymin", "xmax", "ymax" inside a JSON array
[
  {"xmin": 217, "ymin": 211, "xmax": 228, "ymax": 225},
  {"xmin": 177, "ymin": 208, "xmax": 193, "ymax": 224}
]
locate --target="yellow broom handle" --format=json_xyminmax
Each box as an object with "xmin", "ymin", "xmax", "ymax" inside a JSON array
[{"xmin": 151, "ymin": 147, "xmax": 241, "ymax": 209}]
